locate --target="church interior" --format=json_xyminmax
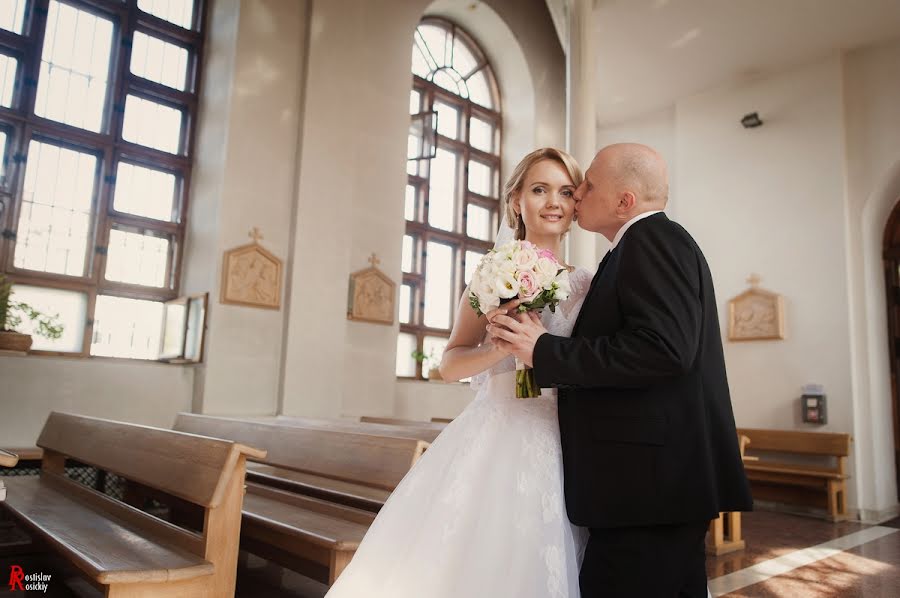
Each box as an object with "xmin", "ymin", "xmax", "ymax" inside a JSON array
[{"xmin": 1, "ymin": 0, "xmax": 900, "ymax": 596}]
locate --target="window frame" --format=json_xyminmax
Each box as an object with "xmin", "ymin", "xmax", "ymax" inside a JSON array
[
  {"xmin": 0, "ymin": 0, "xmax": 208, "ymax": 360},
  {"xmin": 400, "ymin": 17, "xmax": 502, "ymax": 380}
]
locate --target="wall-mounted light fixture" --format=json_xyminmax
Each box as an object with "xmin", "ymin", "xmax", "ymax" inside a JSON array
[{"xmin": 741, "ymin": 112, "xmax": 763, "ymax": 128}]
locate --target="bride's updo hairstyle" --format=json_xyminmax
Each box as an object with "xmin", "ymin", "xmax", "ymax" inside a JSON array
[{"xmin": 502, "ymin": 148, "xmax": 583, "ymax": 241}]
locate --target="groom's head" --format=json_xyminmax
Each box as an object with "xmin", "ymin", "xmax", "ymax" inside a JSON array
[{"xmin": 573, "ymin": 143, "xmax": 668, "ymax": 242}]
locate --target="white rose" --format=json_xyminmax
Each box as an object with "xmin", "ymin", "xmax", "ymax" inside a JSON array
[
  {"xmin": 513, "ymin": 245, "xmax": 538, "ymax": 271},
  {"xmin": 534, "ymin": 257, "xmax": 560, "ymax": 288}
]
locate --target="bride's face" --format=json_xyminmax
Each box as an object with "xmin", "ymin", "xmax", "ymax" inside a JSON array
[{"xmin": 512, "ymin": 159, "xmax": 576, "ymax": 239}]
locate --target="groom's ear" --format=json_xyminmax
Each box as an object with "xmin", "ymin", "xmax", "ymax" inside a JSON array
[{"xmin": 618, "ymin": 190, "xmax": 637, "ymax": 213}]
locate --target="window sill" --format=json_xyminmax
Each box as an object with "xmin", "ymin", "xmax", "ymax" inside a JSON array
[{"xmin": 0, "ymin": 350, "xmax": 199, "ymax": 366}]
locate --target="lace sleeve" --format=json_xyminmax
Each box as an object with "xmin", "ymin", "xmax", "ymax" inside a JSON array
[
  {"xmin": 468, "ymin": 342, "xmax": 515, "ymax": 392},
  {"xmin": 572, "ymin": 267, "xmax": 595, "ymax": 297},
  {"xmin": 558, "ymin": 267, "xmax": 595, "ymax": 318}
]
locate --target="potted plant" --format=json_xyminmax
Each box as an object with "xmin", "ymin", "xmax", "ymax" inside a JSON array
[
  {"xmin": 411, "ymin": 348, "xmax": 443, "ymax": 381},
  {"xmin": 0, "ymin": 274, "xmax": 64, "ymax": 353}
]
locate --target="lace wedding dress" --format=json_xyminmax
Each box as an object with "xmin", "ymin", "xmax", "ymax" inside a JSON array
[{"xmin": 325, "ymin": 267, "xmax": 594, "ymax": 598}]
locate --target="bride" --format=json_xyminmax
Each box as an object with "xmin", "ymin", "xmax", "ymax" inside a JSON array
[{"xmin": 325, "ymin": 148, "xmax": 593, "ymax": 598}]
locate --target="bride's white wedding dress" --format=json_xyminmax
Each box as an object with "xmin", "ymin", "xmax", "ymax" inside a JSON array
[{"xmin": 325, "ymin": 267, "xmax": 594, "ymax": 598}]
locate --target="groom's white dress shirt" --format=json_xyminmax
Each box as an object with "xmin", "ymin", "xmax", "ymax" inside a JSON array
[{"xmin": 608, "ymin": 210, "xmax": 663, "ymax": 252}]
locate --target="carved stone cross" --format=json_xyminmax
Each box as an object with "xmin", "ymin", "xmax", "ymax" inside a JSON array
[
  {"xmin": 747, "ymin": 273, "xmax": 761, "ymax": 288},
  {"xmin": 368, "ymin": 253, "xmax": 380, "ymax": 268},
  {"xmin": 249, "ymin": 227, "xmax": 263, "ymax": 243}
]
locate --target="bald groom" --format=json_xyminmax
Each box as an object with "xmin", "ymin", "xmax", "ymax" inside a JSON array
[{"xmin": 489, "ymin": 143, "xmax": 753, "ymax": 598}]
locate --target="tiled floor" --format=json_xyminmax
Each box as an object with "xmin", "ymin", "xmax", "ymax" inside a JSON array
[
  {"xmin": 721, "ymin": 532, "xmax": 900, "ymax": 597},
  {"xmin": 2, "ymin": 512, "xmax": 898, "ymax": 597},
  {"xmin": 706, "ymin": 511, "xmax": 867, "ymax": 578}
]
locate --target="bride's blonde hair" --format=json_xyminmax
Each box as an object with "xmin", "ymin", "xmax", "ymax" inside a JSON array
[{"xmin": 502, "ymin": 148, "xmax": 583, "ymax": 241}]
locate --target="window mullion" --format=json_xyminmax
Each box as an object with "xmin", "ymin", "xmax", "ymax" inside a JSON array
[
  {"xmin": 108, "ymin": 6, "xmax": 133, "ymax": 144},
  {"xmin": 2, "ymin": 122, "xmax": 26, "ymax": 273},
  {"xmin": 134, "ymin": 10, "xmax": 202, "ymax": 46},
  {"xmin": 90, "ymin": 144, "xmax": 115, "ymax": 285},
  {"xmin": 125, "ymin": 75, "xmax": 196, "ymax": 110},
  {"xmin": 20, "ymin": 0, "xmax": 51, "ymax": 119},
  {"xmin": 167, "ymin": 225, "xmax": 181, "ymax": 293},
  {"xmin": 81, "ymin": 287, "xmax": 97, "ymax": 356}
]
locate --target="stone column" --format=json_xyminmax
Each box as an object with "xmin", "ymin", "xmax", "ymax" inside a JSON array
[{"xmin": 566, "ymin": 0, "xmax": 604, "ymax": 267}]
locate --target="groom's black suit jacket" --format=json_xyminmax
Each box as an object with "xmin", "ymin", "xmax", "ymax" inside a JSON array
[{"xmin": 534, "ymin": 213, "xmax": 752, "ymax": 529}]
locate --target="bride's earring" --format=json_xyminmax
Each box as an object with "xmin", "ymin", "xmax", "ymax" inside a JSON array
[{"xmin": 516, "ymin": 213, "xmax": 526, "ymax": 240}]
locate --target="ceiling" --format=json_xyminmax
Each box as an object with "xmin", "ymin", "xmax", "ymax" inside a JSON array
[{"xmin": 588, "ymin": 0, "xmax": 900, "ymax": 124}]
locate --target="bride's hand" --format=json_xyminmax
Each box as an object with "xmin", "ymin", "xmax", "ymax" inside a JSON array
[{"xmin": 483, "ymin": 299, "xmax": 525, "ymax": 325}]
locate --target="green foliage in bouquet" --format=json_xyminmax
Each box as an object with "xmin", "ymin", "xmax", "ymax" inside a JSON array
[{"xmin": 469, "ymin": 276, "xmax": 567, "ymax": 317}]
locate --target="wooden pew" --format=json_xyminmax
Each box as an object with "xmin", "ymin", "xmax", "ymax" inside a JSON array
[
  {"xmin": 173, "ymin": 413, "xmax": 427, "ymax": 583},
  {"xmin": 359, "ymin": 415, "xmax": 439, "ymax": 427},
  {"xmin": 0, "ymin": 449, "xmax": 17, "ymax": 468},
  {"xmin": 265, "ymin": 414, "xmax": 445, "ymax": 443},
  {"xmin": 0, "ymin": 449, "xmax": 17, "ymax": 502},
  {"xmin": 707, "ymin": 434, "xmax": 750, "ymax": 555},
  {"xmin": 175, "ymin": 413, "xmax": 427, "ymax": 511},
  {"xmin": 240, "ymin": 482, "xmax": 375, "ymax": 585},
  {"xmin": 431, "ymin": 417, "xmax": 454, "ymax": 424},
  {"xmin": 0, "ymin": 447, "xmax": 42, "ymax": 462},
  {"xmin": 1, "ymin": 412, "xmax": 265, "ymax": 597},
  {"xmin": 737, "ymin": 427, "xmax": 852, "ymax": 521}
]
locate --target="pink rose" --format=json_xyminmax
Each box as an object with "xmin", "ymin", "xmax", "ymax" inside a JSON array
[
  {"xmin": 517, "ymin": 271, "xmax": 540, "ymax": 301},
  {"xmin": 537, "ymin": 248, "xmax": 555, "ymax": 260}
]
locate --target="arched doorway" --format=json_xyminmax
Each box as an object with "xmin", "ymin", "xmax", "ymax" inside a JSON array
[{"xmin": 881, "ymin": 198, "xmax": 900, "ymax": 501}]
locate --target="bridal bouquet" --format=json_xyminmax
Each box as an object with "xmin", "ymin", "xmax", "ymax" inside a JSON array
[{"xmin": 469, "ymin": 240, "xmax": 571, "ymax": 398}]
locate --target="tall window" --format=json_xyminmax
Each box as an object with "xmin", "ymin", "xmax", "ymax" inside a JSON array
[
  {"xmin": 0, "ymin": 0, "xmax": 206, "ymax": 359},
  {"xmin": 397, "ymin": 18, "xmax": 501, "ymax": 379}
]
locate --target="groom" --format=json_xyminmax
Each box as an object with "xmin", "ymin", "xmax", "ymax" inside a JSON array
[{"xmin": 489, "ymin": 143, "xmax": 752, "ymax": 597}]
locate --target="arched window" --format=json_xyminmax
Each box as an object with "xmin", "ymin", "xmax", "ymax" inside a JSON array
[{"xmin": 397, "ymin": 17, "xmax": 501, "ymax": 379}]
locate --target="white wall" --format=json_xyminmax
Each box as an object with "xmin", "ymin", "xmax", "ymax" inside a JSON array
[
  {"xmin": 678, "ymin": 57, "xmax": 852, "ymax": 435},
  {"xmin": 184, "ymin": 0, "xmax": 308, "ymax": 416},
  {"xmin": 0, "ymin": 356, "xmax": 193, "ymax": 445},
  {"xmin": 280, "ymin": 0, "xmax": 425, "ymax": 420},
  {"xmin": 596, "ymin": 46, "xmax": 900, "ymax": 519},
  {"xmin": 843, "ymin": 37, "xmax": 900, "ymax": 520}
]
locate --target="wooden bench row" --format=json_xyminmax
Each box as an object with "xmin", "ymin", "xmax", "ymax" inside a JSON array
[
  {"xmin": 0, "ymin": 449, "xmax": 18, "ymax": 468},
  {"xmin": 1, "ymin": 412, "xmax": 438, "ymax": 594},
  {"xmin": 172, "ymin": 413, "xmax": 434, "ymax": 582},
  {"xmin": 0, "ymin": 448, "xmax": 17, "ymax": 502},
  {"xmin": 738, "ymin": 427, "xmax": 852, "ymax": 521},
  {"xmin": 1, "ymin": 412, "xmax": 266, "ymax": 597}
]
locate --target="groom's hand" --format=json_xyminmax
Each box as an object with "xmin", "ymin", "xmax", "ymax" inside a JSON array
[{"xmin": 486, "ymin": 311, "xmax": 546, "ymax": 368}]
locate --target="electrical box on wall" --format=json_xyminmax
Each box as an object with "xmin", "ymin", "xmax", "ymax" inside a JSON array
[{"xmin": 801, "ymin": 384, "xmax": 827, "ymax": 425}]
